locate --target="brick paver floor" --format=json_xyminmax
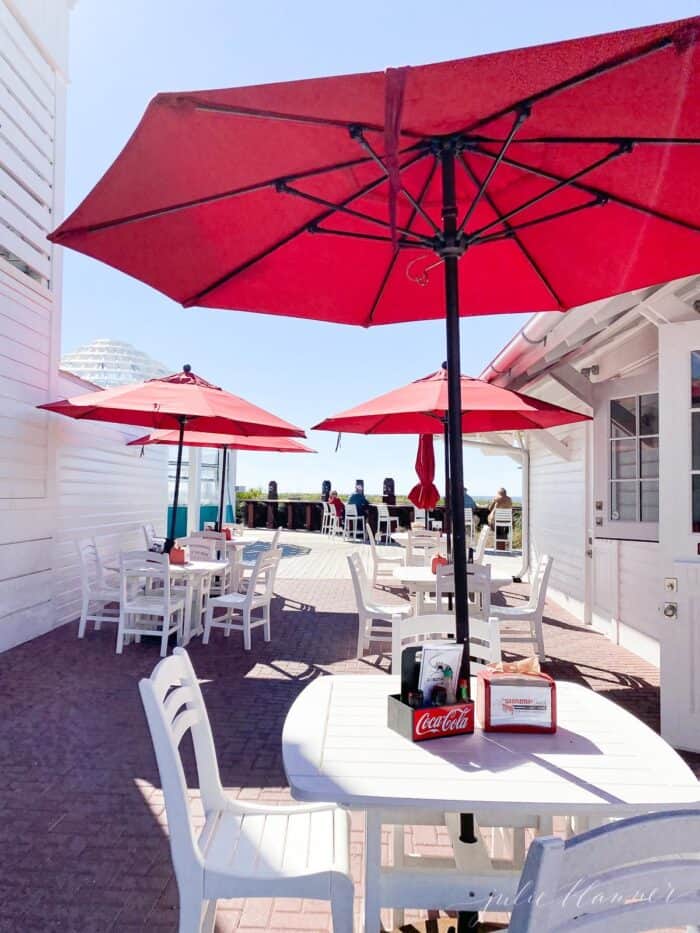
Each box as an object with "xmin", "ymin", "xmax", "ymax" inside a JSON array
[{"xmin": 0, "ymin": 539, "xmax": 697, "ymax": 931}]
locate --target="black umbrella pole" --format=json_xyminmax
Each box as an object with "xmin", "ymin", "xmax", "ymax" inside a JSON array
[
  {"xmin": 441, "ymin": 143, "xmax": 470, "ymax": 684},
  {"xmin": 168, "ymin": 416, "xmax": 187, "ymax": 545},
  {"xmin": 217, "ymin": 447, "xmax": 228, "ymax": 532},
  {"xmin": 443, "ymin": 417, "xmax": 451, "ymax": 559}
]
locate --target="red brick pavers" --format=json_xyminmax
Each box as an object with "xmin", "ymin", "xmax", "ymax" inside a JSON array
[{"xmin": 0, "ymin": 574, "xmax": 696, "ymax": 931}]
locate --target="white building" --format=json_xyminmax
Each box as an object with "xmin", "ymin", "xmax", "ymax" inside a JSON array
[
  {"xmin": 60, "ymin": 337, "xmax": 170, "ymax": 388},
  {"xmin": 0, "ymin": 0, "xmax": 167, "ymax": 652},
  {"xmin": 480, "ymin": 274, "xmax": 700, "ymax": 752}
]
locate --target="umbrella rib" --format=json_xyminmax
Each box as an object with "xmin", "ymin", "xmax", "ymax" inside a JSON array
[
  {"xmin": 472, "ymin": 135, "xmax": 700, "ymax": 145},
  {"xmin": 309, "ymin": 226, "xmax": 429, "ymax": 248},
  {"xmin": 50, "ymin": 152, "xmax": 391, "ymax": 239},
  {"xmin": 182, "ymin": 149, "xmax": 427, "ymax": 307},
  {"xmin": 473, "ymin": 145, "xmax": 700, "ymax": 233},
  {"xmin": 470, "ymin": 197, "xmax": 603, "ymax": 244},
  {"xmin": 457, "ymin": 31, "xmax": 678, "ymax": 137},
  {"xmin": 180, "ymin": 96, "xmax": 425, "ymax": 139},
  {"xmin": 459, "ymin": 154, "xmax": 566, "ymax": 309},
  {"xmin": 365, "ymin": 154, "xmax": 439, "ymax": 326},
  {"xmin": 457, "ymin": 109, "xmax": 527, "ymax": 235},
  {"xmin": 465, "ymin": 144, "xmax": 627, "ymax": 241},
  {"xmin": 279, "ymin": 180, "xmax": 434, "ymax": 243}
]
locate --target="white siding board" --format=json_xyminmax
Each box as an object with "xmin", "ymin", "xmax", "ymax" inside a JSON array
[
  {"xmin": 0, "ymin": 536, "xmax": 50, "ymax": 580},
  {"xmin": 0, "ymin": 1, "xmax": 56, "ymax": 89},
  {"xmin": 0, "ymin": 133, "xmax": 52, "ymax": 206},
  {"xmin": 0, "ymin": 164, "xmax": 52, "ymax": 229}
]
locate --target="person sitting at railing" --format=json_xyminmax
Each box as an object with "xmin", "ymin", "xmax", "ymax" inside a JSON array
[
  {"xmin": 329, "ymin": 490, "xmax": 345, "ymax": 524},
  {"xmin": 487, "ymin": 487, "xmax": 513, "ymax": 528},
  {"xmin": 347, "ymin": 483, "xmax": 370, "ymax": 519}
]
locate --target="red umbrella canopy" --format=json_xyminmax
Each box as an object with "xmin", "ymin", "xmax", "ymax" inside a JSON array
[
  {"xmin": 39, "ymin": 366, "xmax": 305, "ymax": 437},
  {"xmin": 313, "ymin": 367, "xmax": 590, "ymax": 434},
  {"xmin": 408, "ymin": 434, "xmax": 440, "ymax": 511},
  {"xmin": 50, "ymin": 16, "xmax": 700, "ymax": 325},
  {"xmin": 128, "ymin": 429, "xmax": 315, "ymax": 452}
]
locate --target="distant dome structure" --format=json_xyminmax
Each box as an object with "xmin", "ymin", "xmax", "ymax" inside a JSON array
[{"xmin": 60, "ymin": 338, "xmax": 170, "ymax": 388}]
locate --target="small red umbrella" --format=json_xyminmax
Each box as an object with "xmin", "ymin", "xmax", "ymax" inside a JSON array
[
  {"xmin": 39, "ymin": 366, "xmax": 305, "ymax": 543},
  {"xmin": 407, "ymin": 434, "xmax": 441, "ymax": 521},
  {"xmin": 129, "ymin": 429, "xmax": 316, "ymax": 529},
  {"xmin": 313, "ymin": 366, "xmax": 590, "ymax": 434}
]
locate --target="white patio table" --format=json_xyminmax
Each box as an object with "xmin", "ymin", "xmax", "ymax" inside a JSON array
[
  {"xmin": 391, "ymin": 531, "xmax": 442, "ymax": 549},
  {"xmin": 393, "ymin": 564, "xmax": 488, "ymax": 614},
  {"xmin": 282, "ymin": 673, "xmax": 700, "ymax": 932},
  {"xmin": 105, "ymin": 557, "xmax": 230, "ymax": 644}
]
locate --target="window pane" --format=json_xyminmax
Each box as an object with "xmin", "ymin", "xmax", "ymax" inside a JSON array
[
  {"xmin": 610, "ymin": 482, "xmax": 637, "ymax": 521},
  {"xmin": 640, "ymin": 437, "xmax": 659, "ymax": 479},
  {"xmin": 639, "ymin": 394, "xmax": 659, "ymax": 436},
  {"xmin": 610, "ymin": 397, "xmax": 637, "ymax": 438},
  {"xmin": 611, "ymin": 439, "xmax": 636, "ymax": 479},
  {"xmin": 640, "ymin": 481, "xmax": 659, "ymax": 522},
  {"xmin": 692, "ymin": 352, "xmax": 700, "ymax": 408},
  {"xmin": 693, "ymin": 412, "xmax": 700, "ymax": 472},
  {"xmin": 694, "ymin": 475, "xmax": 700, "ymax": 533}
]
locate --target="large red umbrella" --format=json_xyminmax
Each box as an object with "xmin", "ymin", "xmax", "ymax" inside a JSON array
[
  {"xmin": 49, "ymin": 17, "xmax": 700, "ymax": 720},
  {"xmin": 129, "ymin": 429, "xmax": 316, "ymax": 530},
  {"xmin": 407, "ymin": 434, "xmax": 440, "ymax": 516},
  {"xmin": 39, "ymin": 366, "xmax": 304, "ymax": 543}
]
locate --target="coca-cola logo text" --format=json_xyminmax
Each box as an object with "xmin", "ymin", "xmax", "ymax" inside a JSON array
[{"xmin": 414, "ymin": 705, "xmax": 472, "ymax": 739}]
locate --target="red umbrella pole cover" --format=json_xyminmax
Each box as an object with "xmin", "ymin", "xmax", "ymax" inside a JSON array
[{"xmin": 408, "ymin": 434, "xmax": 440, "ymax": 511}]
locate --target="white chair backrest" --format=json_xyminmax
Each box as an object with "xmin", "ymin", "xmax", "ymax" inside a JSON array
[
  {"xmin": 202, "ymin": 530, "xmax": 226, "ymax": 543},
  {"xmin": 270, "ymin": 526, "xmax": 282, "ymax": 550},
  {"xmin": 528, "ymin": 554, "xmax": 553, "ymax": 612},
  {"xmin": 411, "ymin": 514, "xmax": 426, "ymax": 529},
  {"xmin": 377, "ymin": 503, "xmax": 390, "ymax": 518},
  {"xmin": 434, "ymin": 563, "xmax": 492, "ymax": 617},
  {"xmin": 508, "ymin": 809, "xmax": 700, "ymax": 932},
  {"xmin": 179, "ymin": 537, "xmax": 216, "ymax": 561},
  {"xmin": 245, "ymin": 548, "xmax": 281, "ymax": 604},
  {"xmin": 139, "ymin": 648, "xmax": 224, "ymax": 883},
  {"xmin": 347, "ymin": 551, "xmax": 372, "ymax": 608},
  {"xmin": 345, "ymin": 503, "xmax": 358, "ymax": 519},
  {"xmin": 143, "ymin": 523, "xmax": 156, "ymax": 549},
  {"xmin": 120, "ymin": 550, "xmax": 170, "ymax": 602},
  {"xmin": 321, "ymin": 500, "xmax": 330, "ymax": 516},
  {"xmin": 77, "ymin": 537, "xmax": 101, "ymax": 589},
  {"xmin": 494, "ymin": 507, "xmax": 512, "ymax": 524},
  {"xmin": 366, "ymin": 524, "xmax": 378, "ymax": 555},
  {"xmin": 473, "ymin": 526, "xmax": 489, "ymax": 564},
  {"xmin": 464, "ymin": 507, "xmax": 473, "ymax": 522},
  {"xmin": 392, "ymin": 612, "xmax": 501, "ymax": 673}
]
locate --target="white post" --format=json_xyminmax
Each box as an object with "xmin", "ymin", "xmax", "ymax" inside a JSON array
[
  {"xmin": 230, "ymin": 449, "xmax": 238, "ymax": 523},
  {"xmin": 187, "ymin": 447, "xmax": 201, "ymax": 534}
]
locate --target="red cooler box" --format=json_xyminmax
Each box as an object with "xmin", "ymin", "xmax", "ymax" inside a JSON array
[{"xmin": 478, "ymin": 669, "xmax": 556, "ymax": 733}]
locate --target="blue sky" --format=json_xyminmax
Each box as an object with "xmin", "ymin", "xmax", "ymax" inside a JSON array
[{"xmin": 60, "ymin": 0, "xmax": 697, "ymax": 498}]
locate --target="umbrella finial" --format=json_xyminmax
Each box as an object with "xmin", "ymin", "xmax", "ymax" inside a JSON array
[
  {"xmin": 441, "ymin": 360, "xmax": 448, "ymax": 370},
  {"xmin": 183, "ymin": 363, "xmax": 192, "ymax": 374}
]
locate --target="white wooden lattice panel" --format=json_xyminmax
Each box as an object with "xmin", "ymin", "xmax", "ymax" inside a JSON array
[{"xmin": 0, "ymin": 0, "xmax": 55, "ymax": 286}]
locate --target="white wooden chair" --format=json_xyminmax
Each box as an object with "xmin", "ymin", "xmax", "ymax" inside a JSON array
[
  {"xmin": 391, "ymin": 610, "xmax": 501, "ymax": 674},
  {"xmin": 143, "ymin": 522, "xmax": 157, "ymax": 549},
  {"xmin": 177, "ymin": 537, "xmax": 216, "ymax": 560},
  {"xmin": 508, "ymin": 809, "xmax": 700, "ymax": 932},
  {"xmin": 422, "ymin": 562, "xmax": 492, "ymax": 620},
  {"xmin": 139, "ymin": 648, "xmax": 353, "ymax": 933},
  {"xmin": 429, "ymin": 519, "xmax": 442, "ymax": 532},
  {"xmin": 117, "ymin": 551, "xmax": 186, "ymax": 657},
  {"xmin": 76, "ymin": 538, "xmax": 121, "ymax": 638},
  {"xmin": 347, "ymin": 552, "xmax": 412, "ymax": 658},
  {"xmin": 198, "ymin": 530, "xmax": 235, "ymax": 594},
  {"xmin": 472, "ymin": 525, "xmax": 489, "ymax": 565},
  {"xmin": 464, "ymin": 507, "xmax": 474, "ymax": 546},
  {"xmin": 376, "ymin": 503, "xmax": 399, "ymax": 543},
  {"xmin": 411, "ymin": 512, "xmax": 426, "ymax": 529},
  {"xmin": 343, "ymin": 503, "xmax": 365, "ymax": 541},
  {"xmin": 320, "ymin": 500, "xmax": 332, "ymax": 535},
  {"xmin": 492, "ymin": 507, "xmax": 513, "ymax": 551},
  {"xmin": 203, "ymin": 548, "xmax": 281, "ymax": 650},
  {"xmin": 404, "ymin": 528, "xmax": 442, "ymax": 567},
  {"xmin": 490, "ymin": 554, "xmax": 553, "ymax": 661},
  {"xmin": 366, "ymin": 525, "xmax": 404, "ymax": 587}
]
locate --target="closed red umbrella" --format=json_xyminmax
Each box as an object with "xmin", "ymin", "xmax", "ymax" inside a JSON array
[
  {"xmin": 39, "ymin": 366, "xmax": 305, "ymax": 543},
  {"xmin": 408, "ymin": 434, "xmax": 440, "ymax": 517},
  {"xmin": 129, "ymin": 430, "xmax": 315, "ymax": 530}
]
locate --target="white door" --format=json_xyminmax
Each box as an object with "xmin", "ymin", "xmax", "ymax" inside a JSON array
[{"xmin": 658, "ymin": 320, "xmax": 700, "ymax": 751}]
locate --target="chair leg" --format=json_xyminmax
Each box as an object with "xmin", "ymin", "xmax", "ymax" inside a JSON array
[
  {"xmin": 263, "ymin": 604, "xmax": 271, "ymax": 642},
  {"xmin": 330, "ymin": 873, "xmax": 355, "ymax": 933},
  {"xmin": 94, "ymin": 602, "xmax": 104, "ymax": 631},
  {"xmin": 177, "ymin": 889, "xmax": 208, "ymax": 933},
  {"xmin": 357, "ymin": 613, "xmax": 366, "ymax": 658},
  {"xmin": 243, "ymin": 608, "xmax": 252, "ymax": 651},
  {"xmin": 160, "ymin": 616, "xmax": 170, "ymax": 658},
  {"xmin": 116, "ymin": 611, "xmax": 126, "ymax": 654},
  {"xmin": 78, "ymin": 596, "xmax": 89, "ymax": 638},
  {"xmin": 533, "ymin": 616, "xmax": 545, "ymax": 661},
  {"xmin": 203, "ymin": 605, "xmax": 213, "ymax": 644}
]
